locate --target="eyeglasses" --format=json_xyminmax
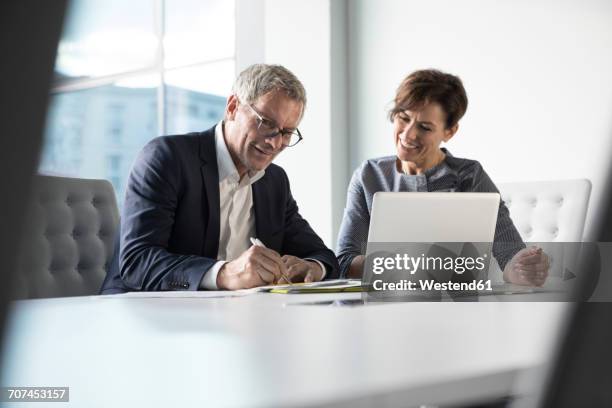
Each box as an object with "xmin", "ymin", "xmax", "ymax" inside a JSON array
[{"xmin": 242, "ymin": 102, "xmax": 303, "ymax": 147}]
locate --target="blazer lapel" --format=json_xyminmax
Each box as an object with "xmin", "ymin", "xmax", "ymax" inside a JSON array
[
  {"xmin": 252, "ymin": 179, "xmax": 273, "ymax": 248},
  {"xmin": 199, "ymin": 129, "xmax": 220, "ymax": 258}
]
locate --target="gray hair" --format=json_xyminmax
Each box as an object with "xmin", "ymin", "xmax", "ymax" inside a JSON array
[{"xmin": 232, "ymin": 64, "xmax": 307, "ymax": 112}]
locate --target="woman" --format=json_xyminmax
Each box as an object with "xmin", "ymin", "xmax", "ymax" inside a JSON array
[{"xmin": 337, "ymin": 69, "xmax": 548, "ymax": 286}]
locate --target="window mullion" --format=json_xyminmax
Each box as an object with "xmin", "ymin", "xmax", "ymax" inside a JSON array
[{"xmin": 155, "ymin": 0, "xmax": 166, "ymax": 136}]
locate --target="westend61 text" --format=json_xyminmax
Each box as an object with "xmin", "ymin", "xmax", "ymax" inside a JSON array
[{"xmin": 372, "ymin": 279, "xmax": 493, "ymax": 291}]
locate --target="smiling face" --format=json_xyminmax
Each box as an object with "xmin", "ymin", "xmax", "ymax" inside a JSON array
[
  {"xmin": 393, "ymin": 102, "xmax": 458, "ymax": 174},
  {"xmin": 224, "ymin": 90, "xmax": 303, "ymax": 176}
]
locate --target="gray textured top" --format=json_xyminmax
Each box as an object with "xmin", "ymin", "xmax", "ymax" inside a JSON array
[{"xmin": 336, "ymin": 149, "xmax": 525, "ymax": 278}]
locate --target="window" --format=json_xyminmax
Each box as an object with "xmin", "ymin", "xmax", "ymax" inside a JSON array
[{"xmin": 41, "ymin": 0, "xmax": 235, "ymax": 206}]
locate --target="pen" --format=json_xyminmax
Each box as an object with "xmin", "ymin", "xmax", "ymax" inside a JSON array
[{"xmin": 249, "ymin": 237, "xmax": 292, "ymax": 284}]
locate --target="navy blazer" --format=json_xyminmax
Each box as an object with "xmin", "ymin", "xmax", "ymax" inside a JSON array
[{"xmin": 100, "ymin": 126, "xmax": 339, "ymax": 293}]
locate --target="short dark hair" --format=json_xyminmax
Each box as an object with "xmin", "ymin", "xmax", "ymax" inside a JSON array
[{"xmin": 389, "ymin": 69, "xmax": 468, "ymax": 129}]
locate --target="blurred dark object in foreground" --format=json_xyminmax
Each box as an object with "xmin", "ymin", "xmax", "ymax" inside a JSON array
[{"xmin": 0, "ymin": 0, "xmax": 67, "ymax": 382}]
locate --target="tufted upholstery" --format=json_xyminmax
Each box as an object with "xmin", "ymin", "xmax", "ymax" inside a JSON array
[
  {"xmin": 13, "ymin": 175, "xmax": 119, "ymax": 299},
  {"xmin": 485, "ymin": 179, "xmax": 592, "ymax": 282},
  {"xmin": 498, "ymin": 179, "xmax": 592, "ymax": 242}
]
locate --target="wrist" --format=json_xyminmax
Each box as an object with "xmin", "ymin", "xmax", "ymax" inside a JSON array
[
  {"xmin": 347, "ymin": 255, "xmax": 365, "ymax": 279},
  {"xmin": 502, "ymin": 263, "xmax": 516, "ymax": 284},
  {"xmin": 216, "ymin": 264, "xmax": 228, "ymax": 290},
  {"xmin": 502, "ymin": 268, "xmax": 511, "ymax": 283},
  {"xmin": 307, "ymin": 260, "xmax": 324, "ymax": 281}
]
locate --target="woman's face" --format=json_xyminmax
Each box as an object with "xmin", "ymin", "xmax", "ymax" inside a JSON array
[{"xmin": 393, "ymin": 102, "xmax": 457, "ymax": 170}]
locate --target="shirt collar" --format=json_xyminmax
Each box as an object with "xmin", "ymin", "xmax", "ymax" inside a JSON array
[{"xmin": 214, "ymin": 121, "xmax": 265, "ymax": 184}]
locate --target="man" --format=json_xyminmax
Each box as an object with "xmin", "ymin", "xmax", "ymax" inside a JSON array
[{"xmin": 101, "ymin": 64, "xmax": 338, "ymax": 293}]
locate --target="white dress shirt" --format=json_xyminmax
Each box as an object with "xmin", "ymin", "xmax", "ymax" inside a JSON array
[{"xmin": 200, "ymin": 122, "xmax": 325, "ymax": 289}]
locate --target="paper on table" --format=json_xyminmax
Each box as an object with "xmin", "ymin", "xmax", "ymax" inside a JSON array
[
  {"xmin": 244, "ymin": 279, "xmax": 364, "ymax": 294},
  {"xmin": 99, "ymin": 290, "xmax": 249, "ymax": 299},
  {"xmin": 98, "ymin": 279, "xmax": 363, "ymax": 298}
]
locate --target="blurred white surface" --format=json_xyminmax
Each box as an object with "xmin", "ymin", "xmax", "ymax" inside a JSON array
[{"xmin": 1, "ymin": 293, "xmax": 565, "ymax": 407}]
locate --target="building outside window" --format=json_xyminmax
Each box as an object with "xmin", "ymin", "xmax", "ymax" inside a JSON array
[{"xmin": 40, "ymin": 0, "xmax": 235, "ymax": 205}]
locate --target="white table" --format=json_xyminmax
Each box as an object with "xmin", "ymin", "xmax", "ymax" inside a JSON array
[{"xmin": 1, "ymin": 292, "xmax": 566, "ymax": 407}]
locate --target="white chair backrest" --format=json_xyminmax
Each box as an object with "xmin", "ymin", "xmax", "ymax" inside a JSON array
[
  {"xmin": 498, "ymin": 179, "xmax": 592, "ymax": 242},
  {"xmin": 490, "ymin": 179, "xmax": 592, "ymax": 282}
]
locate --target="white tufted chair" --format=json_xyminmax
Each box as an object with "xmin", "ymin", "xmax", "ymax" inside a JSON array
[
  {"xmin": 13, "ymin": 175, "xmax": 120, "ymax": 299},
  {"xmin": 498, "ymin": 179, "xmax": 592, "ymax": 242},
  {"xmin": 496, "ymin": 179, "xmax": 591, "ymax": 281}
]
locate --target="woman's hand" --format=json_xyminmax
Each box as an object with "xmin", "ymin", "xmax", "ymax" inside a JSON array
[
  {"xmin": 347, "ymin": 255, "xmax": 365, "ymax": 279},
  {"xmin": 503, "ymin": 246, "xmax": 550, "ymax": 286}
]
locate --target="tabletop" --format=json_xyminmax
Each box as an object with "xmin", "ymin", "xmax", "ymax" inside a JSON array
[{"xmin": 1, "ymin": 291, "xmax": 567, "ymax": 407}]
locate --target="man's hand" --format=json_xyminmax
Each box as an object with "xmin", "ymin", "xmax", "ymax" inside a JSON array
[
  {"xmin": 503, "ymin": 246, "xmax": 550, "ymax": 287},
  {"xmin": 282, "ymin": 255, "xmax": 324, "ymax": 283},
  {"xmin": 216, "ymin": 246, "xmax": 287, "ymax": 290}
]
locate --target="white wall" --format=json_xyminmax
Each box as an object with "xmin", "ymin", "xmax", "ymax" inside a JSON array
[
  {"xmin": 263, "ymin": 0, "xmax": 349, "ymax": 248},
  {"xmin": 243, "ymin": 0, "xmax": 612, "ymax": 245},
  {"xmin": 235, "ymin": 0, "xmax": 265, "ymax": 72},
  {"xmin": 348, "ymin": 0, "xmax": 612, "ymax": 238}
]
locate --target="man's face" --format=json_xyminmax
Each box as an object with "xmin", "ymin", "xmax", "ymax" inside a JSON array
[{"xmin": 224, "ymin": 90, "xmax": 303, "ymax": 175}]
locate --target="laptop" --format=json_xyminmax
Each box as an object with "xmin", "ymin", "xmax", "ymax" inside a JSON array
[
  {"xmin": 367, "ymin": 192, "xmax": 501, "ymax": 243},
  {"xmin": 365, "ymin": 192, "xmax": 578, "ymax": 299}
]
